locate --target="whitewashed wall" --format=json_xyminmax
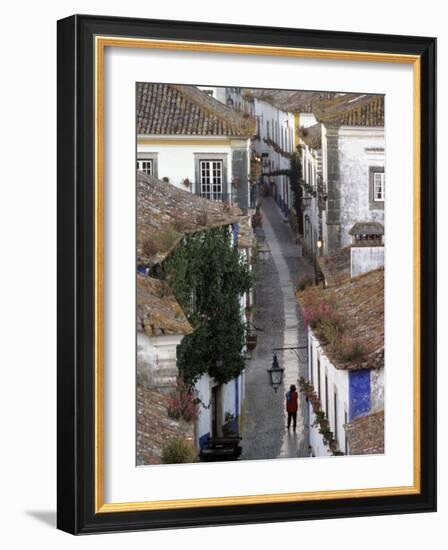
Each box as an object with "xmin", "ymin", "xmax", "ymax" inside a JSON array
[
  {"xmin": 351, "ymin": 246, "xmax": 385, "ymax": 277},
  {"xmin": 308, "ymin": 333, "xmax": 350, "ymax": 456},
  {"xmin": 252, "ymin": 98, "xmax": 296, "ymax": 209},
  {"xmin": 137, "ymin": 331, "xmax": 184, "ymax": 390},
  {"xmin": 338, "ymin": 126, "xmax": 385, "ymax": 248},
  {"xmin": 370, "ymin": 368, "xmax": 385, "ymax": 414},
  {"xmin": 197, "ymin": 86, "xmax": 227, "ymax": 103},
  {"xmin": 195, "ymin": 372, "xmax": 212, "ymax": 445},
  {"xmin": 137, "ymin": 141, "xmax": 233, "ymax": 190},
  {"xmin": 298, "ymin": 112, "xmax": 317, "ymax": 129},
  {"xmin": 309, "ymin": 406, "xmax": 332, "ymax": 457},
  {"xmin": 195, "ymin": 371, "xmax": 243, "ymax": 446},
  {"xmin": 136, "ymin": 331, "xmax": 158, "ymax": 388},
  {"xmin": 301, "ymin": 141, "xmax": 322, "ymax": 256}
]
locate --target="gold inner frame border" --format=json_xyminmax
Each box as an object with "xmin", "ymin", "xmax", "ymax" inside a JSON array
[{"xmin": 94, "ymin": 35, "xmax": 421, "ymax": 513}]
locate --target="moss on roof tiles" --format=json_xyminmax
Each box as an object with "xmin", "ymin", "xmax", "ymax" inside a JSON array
[
  {"xmin": 137, "ymin": 83, "xmax": 256, "ymax": 136},
  {"xmin": 297, "ymin": 266, "xmax": 384, "ymax": 370},
  {"xmin": 137, "ymin": 274, "xmax": 193, "ymax": 337},
  {"xmin": 244, "ymin": 89, "xmax": 337, "ymax": 113},
  {"xmin": 136, "ymin": 171, "xmax": 249, "ymax": 265},
  {"xmin": 312, "ymin": 94, "xmax": 384, "ymax": 127}
]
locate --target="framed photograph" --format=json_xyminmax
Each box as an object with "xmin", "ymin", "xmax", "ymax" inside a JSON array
[{"xmin": 57, "ymin": 14, "xmax": 436, "ymax": 534}]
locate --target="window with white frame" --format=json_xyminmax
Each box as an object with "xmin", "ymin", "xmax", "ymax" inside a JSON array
[
  {"xmin": 373, "ymin": 171, "xmax": 385, "ymax": 201},
  {"xmin": 199, "ymin": 159, "xmax": 223, "ymax": 200},
  {"xmin": 369, "ymin": 166, "xmax": 385, "ymax": 208},
  {"xmin": 137, "ymin": 159, "xmax": 153, "ymax": 175}
]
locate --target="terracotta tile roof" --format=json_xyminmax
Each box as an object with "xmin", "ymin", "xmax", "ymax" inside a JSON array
[
  {"xmin": 137, "ymin": 274, "xmax": 192, "ymax": 337},
  {"xmin": 137, "ymin": 384, "xmax": 195, "ymax": 465},
  {"xmin": 297, "ymin": 267, "xmax": 384, "ymax": 370},
  {"xmin": 317, "ymin": 247, "xmax": 351, "ymax": 288},
  {"xmin": 298, "ymin": 123, "xmax": 322, "ymax": 149},
  {"xmin": 137, "ymin": 171, "xmax": 251, "ymax": 265},
  {"xmin": 345, "ymin": 411, "xmax": 384, "ymax": 455},
  {"xmin": 243, "ymin": 89, "xmax": 337, "ymax": 113},
  {"xmin": 136, "ymin": 171, "xmax": 254, "ymax": 334},
  {"xmin": 137, "ymin": 83, "xmax": 256, "ymax": 136},
  {"xmin": 312, "ymin": 94, "xmax": 384, "ymax": 126}
]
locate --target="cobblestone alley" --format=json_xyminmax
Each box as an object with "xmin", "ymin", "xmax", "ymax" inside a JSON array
[{"xmin": 241, "ymin": 196, "xmax": 314, "ymax": 461}]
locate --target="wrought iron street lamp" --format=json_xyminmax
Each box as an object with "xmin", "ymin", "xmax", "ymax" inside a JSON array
[{"xmin": 267, "ymin": 353, "xmax": 284, "ymax": 392}]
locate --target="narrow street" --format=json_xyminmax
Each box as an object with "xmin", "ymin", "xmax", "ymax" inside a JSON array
[{"xmin": 241, "ymin": 197, "xmax": 313, "ymax": 460}]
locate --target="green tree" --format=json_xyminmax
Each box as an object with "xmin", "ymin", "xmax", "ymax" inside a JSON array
[{"xmin": 163, "ymin": 226, "xmax": 253, "ymax": 385}]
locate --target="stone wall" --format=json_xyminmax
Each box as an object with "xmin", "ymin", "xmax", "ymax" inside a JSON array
[
  {"xmin": 345, "ymin": 411, "xmax": 384, "ymax": 455},
  {"xmin": 136, "ymin": 384, "xmax": 195, "ymax": 465}
]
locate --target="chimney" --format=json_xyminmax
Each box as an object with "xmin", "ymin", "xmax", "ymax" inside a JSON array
[{"xmin": 349, "ymin": 222, "xmax": 384, "ymax": 278}]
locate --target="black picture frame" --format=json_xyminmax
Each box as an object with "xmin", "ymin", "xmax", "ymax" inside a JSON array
[{"xmin": 57, "ymin": 14, "xmax": 436, "ymax": 534}]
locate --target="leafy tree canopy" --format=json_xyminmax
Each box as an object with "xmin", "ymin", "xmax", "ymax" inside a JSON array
[{"xmin": 163, "ymin": 226, "xmax": 253, "ymax": 385}]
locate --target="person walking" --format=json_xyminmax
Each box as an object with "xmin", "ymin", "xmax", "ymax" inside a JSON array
[{"xmin": 286, "ymin": 384, "xmax": 298, "ymax": 431}]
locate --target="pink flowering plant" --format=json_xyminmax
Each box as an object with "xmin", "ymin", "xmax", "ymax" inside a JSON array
[
  {"xmin": 299, "ymin": 290, "xmax": 365, "ymax": 365},
  {"xmin": 167, "ymin": 378, "xmax": 199, "ymax": 423},
  {"xmin": 300, "ymin": 290, "xmax": 336, "ymax": 331}
]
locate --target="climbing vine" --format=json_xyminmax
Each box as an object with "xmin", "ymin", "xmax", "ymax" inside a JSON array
[
  {"xmin": 163, "ymin": 226, "xmax": 253, "ymax": 385},
  {"xmin": 289, "ymin": 151, "xmax": 304, "ymax": 235}
]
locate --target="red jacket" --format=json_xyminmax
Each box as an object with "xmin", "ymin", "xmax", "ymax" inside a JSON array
[{"xmin": 286, "ymin": 390, "xmax": 298, "ymax": 413}]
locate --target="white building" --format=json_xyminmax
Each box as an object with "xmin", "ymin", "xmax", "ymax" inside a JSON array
[
  {"xmin": 300, "ymin": 94, "xmax": 385, "ymax": 259},
  {"xmin": 136, "ymin": 83, "xmax": 256, "ymax": 210},
  {"xmin": 250, "ymin": 93, "xmax": 296, "ymax": 215},
  {"xmin": 299, "ymin": 238, "xmax": 385, "ymax": 456}
]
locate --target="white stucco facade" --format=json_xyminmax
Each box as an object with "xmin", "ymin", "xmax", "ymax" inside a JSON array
[
  {"xmin": 195, "ymin": 370, "xmax": 244, "ymax": 448},
  {"xmin": 307, "ymin": 329, "xmax": 385, "ymax": 456},
  {"xmin": 137, "ymin": 136, "xmax": 251, "ymax": 202},
  {"xmin": 137, "ymin": 330, "xmax": 185, "ymax": 390},
  {"xmin": 251, "ymin": 98, "xmax": 296, "ymax": 212},
  {"xmin": 337, "ymin": 127, "xmax": 385, "ymax": 249},
  {"xmin": 351, "ymin": 246, "xmax": 385, "ymax": 277},
  {"xmin": 301, "ymin": 123, "xmax": 385, "ymax": 258},
  {"xmin": 308, "ymin": 332, "xmax": 350, "ymax": 456}
]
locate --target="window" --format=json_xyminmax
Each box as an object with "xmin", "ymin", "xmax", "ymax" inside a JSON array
[
  {"xmin": 199, "ymin": 159, "xmax": 223, "ymax": 200},
  {"xmin": 137, "ymin": 154, "xmax": 158, "ymax": 178},
  {"xmin": 266, "ymin": 120, "xmax": 270, "ymax": 139},
  {"xmin": 369, "ymin": 166, "xmax": 385, "ymax": 208},
  {"xmin": 137, "ymin": 159, "xmax": 153, "ymax": 175},
  {"xmin": 373, "ymin": 172, "xmax": 385, "ymax": 201}
]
